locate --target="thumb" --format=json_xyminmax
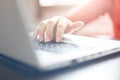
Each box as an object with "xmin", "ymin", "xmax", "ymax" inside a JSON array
[{"xmin": 68, "ymin": 21, "xmax": 84, "ymax": 34}]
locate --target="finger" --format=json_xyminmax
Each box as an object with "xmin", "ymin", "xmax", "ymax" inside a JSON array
[
  {"xmin": 56, "ymin": 19, "xmax": 67, "ymax": 42},
  {"xmin": 68, "ymin": 21, "xmax": 84, "ymax": 34},
  {"xmin": 45, "ymin": 17, "xmax": 61, "ymax": 42},
  {"xmin": 33, "ymin": 27, "xmax": 39, "ymax": 40},
  {"xmin": 45, "ymin": 20, "xmax": 56, "ymax": 42},
  {"xmin": 38, "ymin": 21, "xmax": 46, "ymax": 42}
]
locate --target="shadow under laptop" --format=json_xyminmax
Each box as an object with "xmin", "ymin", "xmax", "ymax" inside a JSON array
[{"xmin": 0, "ymin": 51, "xmax": 120, "ymax": 80}]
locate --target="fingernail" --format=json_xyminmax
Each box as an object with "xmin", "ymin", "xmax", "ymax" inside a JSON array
[
  {"xmin": 40, "ymin": 38, "xmax": 43, "ymax": 42},
  {"xmin": 45, "ymin": 37, "xmax": 50, "ymax": 42}
]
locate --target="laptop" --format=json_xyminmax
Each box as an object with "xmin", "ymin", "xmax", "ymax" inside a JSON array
[{"xmin": 0, "ymin": 0, "xmax": 120, "ymax": 71}]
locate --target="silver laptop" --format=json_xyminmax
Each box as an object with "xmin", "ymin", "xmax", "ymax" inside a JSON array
[{"xmin": 0, "ymin": 0, "xmax": 120, "ymax": 71}]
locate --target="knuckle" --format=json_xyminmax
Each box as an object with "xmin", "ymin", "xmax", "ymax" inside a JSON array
[
  {"xmin": 57, "ymin": 21, "xmax": 64, "ymax": 27},
  {"xmin": 57, "ymin": 22, "xmax": 65, "ymax": 29},
  {"xmin": 46, "ymin": 20, "xmax": 55, "ymax": 31},
  {"xmin": 57, "ymin": 24, "xmax": 62, "ymax": 28},
  {"xmin": 52, "ymin": 16, "xmax": 60, "ymax": 19},
  {"xmin": 38, "ymin": 22, "xmax": 46, "ymax": 31},
  {"xmin": 40, "ymin": 21, "xmax": 46, "ymax": 27},
  {"xmin": 47, "ymin": 20, "xmax": 54, "ymax": 25}
]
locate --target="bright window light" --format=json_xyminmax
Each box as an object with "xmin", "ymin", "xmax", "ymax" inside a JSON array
[{"xmin": 39, "ymin": 0, "xmax": 91, "ymax": 6}]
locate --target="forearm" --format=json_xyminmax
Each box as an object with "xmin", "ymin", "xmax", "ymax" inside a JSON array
[{"xmin": 63, "ymin": 0, "xmax": 112, "ymax": 24}]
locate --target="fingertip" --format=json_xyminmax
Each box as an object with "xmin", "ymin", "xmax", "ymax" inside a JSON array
[
  {"xmin": 79, "ymin": 21, "xmax": 84, "ymax": 26},
  {"xmin": 68, "ymin": 21, "xmax": 84, "ymax": 33},
  {"xmin": 45, "ymin": 35, "xmax": 52, "ymax": 42},
  {"xmin": 72, "ymin": 21, "xmax": 84, "ymax": 27},
  {"xmin": 39, "ymin": 36, "xmax": 44, "ymax": 42},
  {"xmin": 56, "ymin": 37, "xmax": 62, "ymax": 42}
]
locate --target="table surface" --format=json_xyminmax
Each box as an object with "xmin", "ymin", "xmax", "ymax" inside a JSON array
[{"xmin": 0, "ymin": 52, "xmax": 120, "ymax": 80}]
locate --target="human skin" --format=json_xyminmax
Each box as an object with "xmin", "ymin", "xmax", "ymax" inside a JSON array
[{"xmin": 33, "ymin": 0, "xmax": 113, "ymax": 42}]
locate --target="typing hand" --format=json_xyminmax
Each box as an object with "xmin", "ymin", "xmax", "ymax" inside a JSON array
[{"xmin": 33, "ymin": 16, "xmax": 84, "ymax": 42}]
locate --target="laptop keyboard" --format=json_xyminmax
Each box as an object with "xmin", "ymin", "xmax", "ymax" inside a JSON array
[{"xmin": 33, "ymin": 39, "xmax": 81, "ymax": 53}]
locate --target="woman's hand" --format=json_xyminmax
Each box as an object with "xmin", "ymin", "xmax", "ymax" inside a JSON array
[{"xmin": 33, "ymin": 16, "xmax": 84, "ymax": 42}]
